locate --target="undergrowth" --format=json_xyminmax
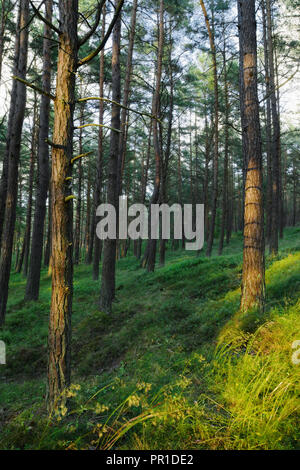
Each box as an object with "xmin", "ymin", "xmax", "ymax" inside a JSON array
[{"xmin": 0, "ymin": 227, "xmax": 299, "ymax": 449}]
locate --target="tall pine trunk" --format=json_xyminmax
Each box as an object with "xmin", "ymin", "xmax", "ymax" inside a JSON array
[
  {"xmin": 238, "ymin": 0, "xmax": 265, "ymax": 313},
  {"xmin": 47, "ymin": 0, "xmax": 78, "ymax": 412}
]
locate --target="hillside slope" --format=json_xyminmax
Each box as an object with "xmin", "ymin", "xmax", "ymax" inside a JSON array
[{"xmin": 0, "ymin": 227, "xmax": 299, "ymax": 450}]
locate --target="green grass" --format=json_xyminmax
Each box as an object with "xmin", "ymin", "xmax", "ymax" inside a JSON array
[{"xmin": 0, "ymin": 227, "xmax": 299, "ymax": 449}]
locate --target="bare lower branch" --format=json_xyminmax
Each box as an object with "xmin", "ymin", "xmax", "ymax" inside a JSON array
[
  {"xmin": 71, "ymin": 151, "xmax": 93, "ymax": 164},
  {"xmin": 65, "ymin": 195, "xmax": 77, "ymax": 202},
  {"xmin": 13, "ymin": 75, "xmax": 56, "ymax": 100},
  {"xmin": 45, "ymin": 139, "xmax": 66, "ymax": 149}
]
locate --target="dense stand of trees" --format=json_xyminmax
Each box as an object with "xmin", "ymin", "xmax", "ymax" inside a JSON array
[{"xmin": 0, "ymin": 0, "xmax": 299, "ymax": 411}]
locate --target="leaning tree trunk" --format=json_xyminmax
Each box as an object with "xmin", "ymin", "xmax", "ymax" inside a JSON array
[
  {"xmin": 0, "ymin": 0, "xmax": 29, "ymax": 326},
  {"xmin": 100, "ymin": 0, "xmax": 121, "ymax": 313},
  {"xmin": 238, "ymin": 0, "xmax": 265, "ymax": 313},
  {"xmin": 47, "ymin": 0, "xmax": 78, "ymax": 412}
]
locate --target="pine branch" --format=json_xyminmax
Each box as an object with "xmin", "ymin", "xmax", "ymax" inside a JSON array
[
  {"xmin": 21, "ymin": 0, "xmax": 46, "ymax": 31},
  {"xmin": 78, "ymin": 0, "xmax": 106, "ymax": 47},
  {"xmin": 75, "ymin": 123, "xmax": 122, "ymax": 133},
  {"xmin": 77, "ymin": 0, "xmax": 124, "ymax": 67},
  {"xmin": 29, "ymin": 0, "xmax": 61, "ymax": 35}
]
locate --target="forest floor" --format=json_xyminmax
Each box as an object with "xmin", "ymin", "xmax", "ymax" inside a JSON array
[{"xmin": 0, "ymin": 227, "xmax": 300, "ymax": 450}]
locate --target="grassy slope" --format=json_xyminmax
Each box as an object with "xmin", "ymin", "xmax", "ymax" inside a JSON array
[{"xmin": 0, "ymin": 227, "xmax": 299, "ymax": 450}]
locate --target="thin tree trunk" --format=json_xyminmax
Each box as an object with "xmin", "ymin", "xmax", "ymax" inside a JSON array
[
  {"xmin": 23, "ymin": 97, "xmax": 38, "ymax": 276},
  {"xmin": 100, "ymin": 0, "xmax": 121, "ymax": 312},
  {"xmin": 274, "ymin": 46, "xmax": 283, "ymax": 239},
  {"xmin": 14, "ymin": 178, "xmax": 23, "ymax": 270},
  {"xmin": 0, "ymin": 0, "xmax": 29, "ymax": 325},
  {"xmin": 266, "ymin": 0, "xmax": 280, "ymax": 255},
  {"xmin": 15, "ymin": 172, "xmax": 25, "ymax": 274},
  {"xmin": 117, "ymin": 0, "xmax": 138, "ymax": 196},
  {"xmin": 226, "ymin": 155, "xmax": 233, "ymax": 244},
  {"xmin": 292, "ymin": 157, "xmax": 297, "ymax": 226},
  {"xmin": 178, "ymin": 119, "xmax": 186, "ymax": 249},
  {"xmin": 203, "ymin": 109, "xmax": 210, "ymax": 243},
  {"xmin": 25, "ymin": 0, "xmax": 53, "ymax": 299},
  {"xmin": 74, "ymin": 103, "xmax": 84, "ymax": 265},
  {"xmin": 137, "ymin": 124, "xmax": 152, "ymax": 259},
  {"xmin": 85, "ymin": 161, "xmax": 93, "ymax": 263},
  {"xmin": 160, "ymin": 24, "xmax": 174, "ymax": 266},
  {"xmin": 199, "ymin": 0, "xmax": 219, "ymax": 257},
  {"xmin": 93, "ymin": 5, "xmax": 106, "ymax": 281},
  {"xmin": 237, "ymin": 0, "xmax": 247, "ymax": 233},
  {"xmin": 218, "ymin": 35, "xmax": 229, "ymax": 256},
  {"xmin": 262, "ymin": 0, "xmax": 272, "ymax": 242},
  {"xmin": 44, "ymin": 188, "xmax": 51, "ymax": 267},
  {"xmin": 0, "ymin": 2, "xmax": 22, "ymax": 248},
  {"xmin": 142, "ymin": 0, "xmax": 164, "ymax": 272}
]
